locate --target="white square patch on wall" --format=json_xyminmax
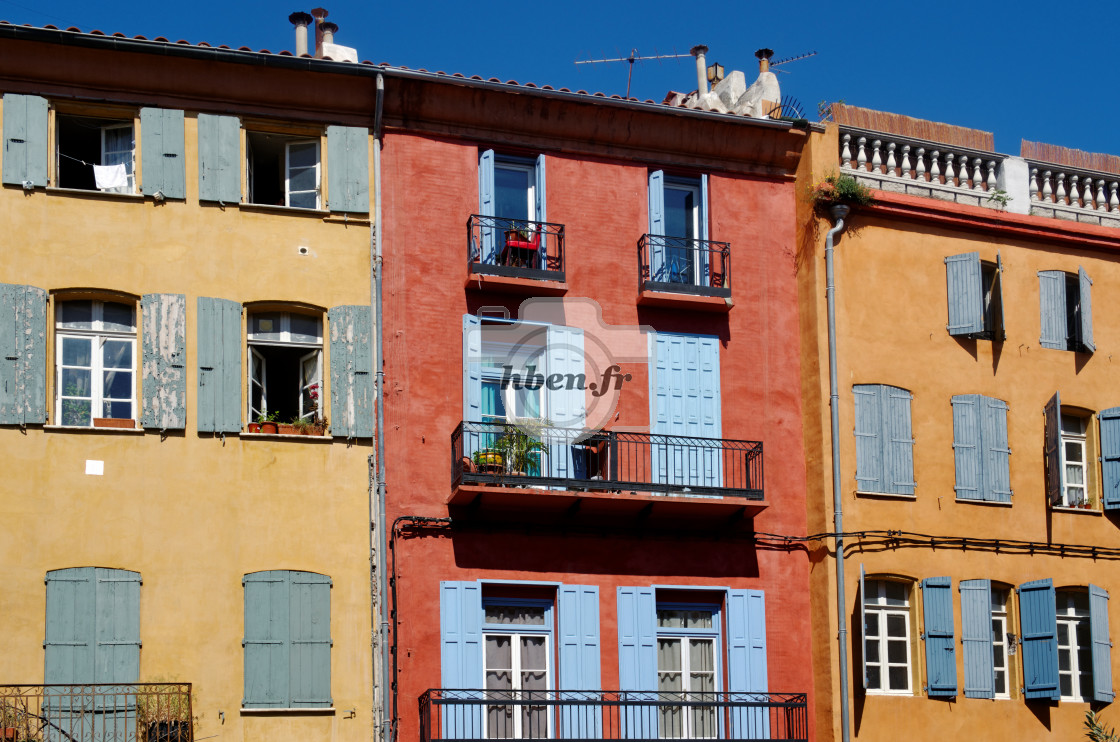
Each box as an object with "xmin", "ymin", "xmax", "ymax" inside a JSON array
[{"xmin": 85, "ymin": 460, "xmax": 104, "ymax": 476}]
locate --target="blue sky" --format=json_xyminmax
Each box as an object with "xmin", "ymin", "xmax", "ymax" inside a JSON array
[{"xmin": 4, "ymin": 0, "xmax": 1118, "ymax": 157}]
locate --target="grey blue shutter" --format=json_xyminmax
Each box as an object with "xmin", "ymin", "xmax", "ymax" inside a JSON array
[
  {"xmin": 326, "ymin": 125, "xmax": 369, "ymax": 214},
  {"xmin": 648, "ymin": 170, "xmax": 666, "ymax": 280},
  {"xmin": 649, "ymin": 333, "xmax": 723, "ymax": 487},
  {"xmin": 699, "ymin": 173, "xmax": 710, "ymax": 242},
  {"xmin": 1100, "ymin": 407, "xmax": 1120, "ymax": 510},
  {"xmin": 290, "ymin": 572, "xmax": 332, "ymax": 707},
  {"xmin": 616, "ymin": 586, "xmax": 656, "ymax": 739},
  {"xmin": 328, "ymin": 305, "xmax": 373, "ymax": 438},
  {"xmin": 921, "ymin": 577, "xmax": 957, "ymax": 697},
  {"xmin": 196, "ymin": 298, "xmax": 241, "ymax": 433},
  {"xmin": 463, "ymin": 314, "xmax": 482, "ymax": 439},
  {"xmin": 981, "ymin": 396, "xmax": 1012, "ymax": 502},
  {"xmin": 558, "ymin": 585, "xmax": 601, "ymax": 739},
  {"xmin": 478, "ymin": 150, "xmax": 496, "ymax": 260},
  {"xmin": 0, "ymin": 283, "xmax": 47, "ymax": 425},
  {"xmin": 1043, "ymin": 392, "xmax": 1062, "ymax": 506},
  {"xmin": 244, "ymin": 571, "xmax": 290, "ymax": 707},
  {"xmin": 440, "ymin": 581, "xmax": 483, "ymax": 739},
  {"xmin": 139, "ymin": 108, "xmax": 185, "ymax": 200},
  {"xmin": 140, "ymin": 294, "xmax": 186, "ymax": 431},
  {"xmin": 2, "ymin": 93, "xmax": 48, "ymax": 187},
  {"xmin": 959, "ymin": 579, "xmax": 994, "ymax": 699},
  {"xmin": 853, "ymin": 385, "xmax": 883, "ymax": 492},
  {"xmin": 197, "ymin": 114, "xmax": 241, "ymax": 203},
  {"xmin": 884, "ymin": 386, "xmax": 916, "ymax": 495},
  {"xmin": 1079, "ymin": 265, "xmax": 1095, "ymax": 353},
  {"xmin": 859, "ymin": 564, "xmax": 868, "ymax": 689},
  {"xmin": 535, "ymin": 154, "xmax": 548, "ymax": 268},
  {"xmin": 1038, "ymin": 270, "xmax": 1067, "ymax": 350},
  {"xmin": 944, "ymin": 252, "xmax": 983, "ymax": 336},
  {"xmin": 94, "ymin": 568, "xmax": 142, "ymax": 692},
  {"xmin": 993, "ymin": 252, "xmax": 1006, "ymax": 339},
  {"xmin": 45, "ymin": 568, "xmax": 97, "ymax": 683},
  {"xmin": 1089, "ymin": 584, "xmax": 1114, "ymax": 703},
  {"xmin": 1018, "ymin": 578, "xmax": 1059, "ymax": 700},
  {"xmin": 727, "ymin": 590, "xmax": 768, "ymax": 740},
  {"xmin": 951, "ymin": 394, "xmax": 982, "ymax": 501},
  {"xmin": 547, "ymin": 324, "xmax": 585, "ymax": 480}
]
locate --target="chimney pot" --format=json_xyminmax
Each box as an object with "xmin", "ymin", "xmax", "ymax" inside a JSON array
[
  {"xmin": 311, "ymin": 7, "xmax": 328, "ymax": 56},
  {"xmin": 289, "ymin": 12, "xmax": 313, "ymax": 57},
  {"xmin": 755, "ymin": 48, "xmax": 774, "ymax": 73},
  {"xmin": 690, "ymin": 44, "xmax": 709, "ymax": 95}
]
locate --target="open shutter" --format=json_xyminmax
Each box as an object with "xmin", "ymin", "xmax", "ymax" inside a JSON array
[
  {"xmin": 93, "ymin": 569, "xmax": 141, "ymax": 686},
  {"xmin": 921, "ymin": 577, "xmax": 957, "ymax": 697},
  {"xmin": 463, "ymin": 314, "xmax": 482, "ymax": 422},
  {"xmin": 859, "ymin": 564, "xmax": 868, "ymax": 689},
  {"xmin": 951, "ymin": 394, "xmax": 982, "ymax": 501},
  {"xmin": 959, "ymin": 579, "xmax": 994, "ymax": 699},
  {"xmin": 328, "ymin": 305, "xmax": 373, "ymax": 438},
  {"xmin": 853, "ymin": 385, "xmax": 883, "ymax": 492},
  {"xmin": 993, "ymin": 252, "xmax": 1006, "ymax": 340},
  {"xmin": 981, "ymin": 396, "xmax": 1012, "ymax": 502},
  {"xmin": 326, "ymin": 125, "xmax": 369, "ymax": 213},
  {"xmin": 1018, "ymin": 578, "xmax": 1059, "ymax": 700},
  {"xmin": 140, "ymin": 108, "xmax": 185, "ymax": 199},
  {"xmin": 0, "ymin": 283, "xmax": 47, "ymax": 425},
  {"xmin": 478, "ymin": 150, "xmax": 496, "ymax": 261},
  {"xmin": 884, "ymin": 386, "xmax": 916, "ymax": 495},
  {"xmin": 244, "ymin": 571, "xmax": 290, "ymax": 708},
  {"xmin": 290, "ymin": 572, "xmax": 332, "ymax": 707},
  {"xmin": 558, "ymin": 585, "xmax": 601, "ymax": 739},
  {"xmin": 1100, "ymin": 408, "xmax": 1120, "ymax": 510},
  {"xmin": 140, "ymin": 294, "xmax": 186, "ymax": 431},
  {"xmin": 45, "ymin": 568, "xmax": 97, "ymax": 683},
  {"xmin": 699, "ymin": 173, "xmax": 710, "ymax": 242},
  {"xmin": 535, "ymin": 154, "xmax": 547, "ymax": 267},
  {"xmin": 440, "ymin": 581, "xmax": 483, "ymax": 739},
  {"xmin": 648, "ymin": 170, "xmax": 666, "ymax": 280},
  {"xmin": 1079, "ymin": 265, "xmax": 1095, "ymax": 353},
  {"xmin": 617, "ymin": 586, "xmax": 656, "ymax": 739},
  {"xmin": 1043, "ymin": 392, "xmax": 1062, "ymax": 507},
  {"xmin": 944, "ymin": 252, "xmax": 983, "ymax": 336},
  {"xmin": 727, "ymin": 590, "xmax": 768, "ymax": 739},
  {"xmin": 1090, "ymin": 584, "xmax": 1114, "ymax": 703},
  {"xmin": 1038, "ymin": 271, "xmax": 1067, "ymax": 350},
  {"xmin": 2, "ymin": 93, "xmax": 48, "ymax": 187},
  {"xmin": 197, "ymin": 114, "xmax": 241, "ymax": 203},
  {"xmin": 197, "ymin": 298, "xmax": 241, "ymax": 433},
  {"xmin": 546, "ymin": 324, "xmax": 585, "ymax": 480}
]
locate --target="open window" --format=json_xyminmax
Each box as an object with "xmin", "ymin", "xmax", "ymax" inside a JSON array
[
  {"xmin": 944, "ymin": 251, "xmax": 1004, "ymax": 340},
  {"xmin": 56, "ymin": 113, "xmax": 135, "ymax": 193},
  {"xmin": 1044, "ymin": 393, "xmax": 1099, "ymax": 510},
  {"xmin": 1039, "ymin": 267, "xmax": 1094, "ymax": 353},
  {"xmin": 860, "ymin": 572, "xmax": 916, "ymax": 695},
  {"xmin": 246, "ymin": 131, "xmax": 321, "ymax": 209},
  {"xmin": 55, "ymin": 298, "xmax": 137, "ymax": 427},
  {"xmin": 247, "ymin": 311, "xmax": 323, "ymax": 424}
]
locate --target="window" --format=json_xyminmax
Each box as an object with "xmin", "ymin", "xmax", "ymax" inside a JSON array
[
  {"xmin": 482, "ymin": 601, "xmax": 553, "ymax": 739},
  {"xmin": 656, "ymin": 605, "xmax": 720, "ymax": 738},
  {"xmin": 55, "ymin": 299, "xmax": 137, "ymax": 427},
  {"xmin": 944, "ymin": 251, "xmax": 1004, "ymax": 339},
  {"xmin": 647, "ymin": 171, "xmax": 714, "ymax": 288},
  {"xmin": 951, "ymin": 394, "xmax": 1011, "ymax": 502},
  {"xmin": 475, "ymin": 150, "xmax": 549, "ymax": 272},
  {"xmin": 1043, "ymin": 393, "xmax": 1098, "ymax": 510},
  {"xmin": 1039, "ymin": 267, "xmax": 1094, "ymax": 353},
  {"xmin": 991, "ymin": 587, "xmax": 1012, "ymax": 698},
  {"xmin": 248, "ymin": 311, "xmax": 323, "ymax": 424},
  {"xmin": 960, "ymin": 579, "xmax": 1014, "ymax": 699},
  {"xmin": 480, "ymin": 150, "xmax": 545, "ymax": 224},
  {"xmin": 1056, "ymin": 590, "xmax": 1092, "ymax": 702},
  {"xmin": 243, "ymin": 570, "xmax": 332, "ymax": 708},
  {"xmin": 55, "ymin": 114, "xmax": 136, "ymax": 193},
  {"xmin": 862, "ymin": 578, "xmax": 913, "ymax": 694},
  {"xmin": 852, "ymin": 384, "xmax": 915, "ymax": 496},
  {"xmin": 246, "ymin": 131, "xmax": 321, "ymax": 209}
]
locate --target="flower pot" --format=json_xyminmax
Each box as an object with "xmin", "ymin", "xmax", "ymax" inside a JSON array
[
  {"xmin": 93, "ymin": 417, "xmax": 135, "ymax": 429},
  {"xmin": 247, "ymin": 423, "xmax": 261, "ymax": 433},
  {"xmin": 277, "ymin": 423, "xmax": 296, "ymax": 435},
  {"xmin": 260, "ymin": 421, "xmax": 279, "ymax": 434}
]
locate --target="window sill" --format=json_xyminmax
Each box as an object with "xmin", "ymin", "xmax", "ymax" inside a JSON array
[
  {"xmin": 1050, "ymin": 505, "xmax": 1102, "ymax": 516},
  {"xmin": 240, "ymin": 432, "xmax": 335, "ymax": 442},
  {"xmin": 46, "ymin": 187, "xmax": 143, "ymax": 200},
  {"xmin": 239, "ymin": 203, "xmax": 329, "ymax": 217},
  {"xmin": 637, "ymin": 288, "xmax": 733, "ymax": 313},
  {"xmin": 955, "ymin": 498, "xmax": 1013, "ymax": 507},
  {"xmin": 864, "ymin": 690, "xmax": 916, "ymax": 697},
  {"xmin": 44, "ymin": 424, "xmax": 145, "ymax": 434},
  {"xmin": 856, "ymin": 490, "xmax": 916, "ymax": 500},
  {"xmin": 240, "ymin": 707, "xmax": 335, "ymax": 715}
]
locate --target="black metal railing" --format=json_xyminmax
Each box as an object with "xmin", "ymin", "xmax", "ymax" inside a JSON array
[
  {"xmin": 452, "ymin": 421, "xmax": 763, "ymax": 499},
  {"xmin": 638, "ymin": 235, "xmax": 731, "ymax": 297},
  {"xmin": 0, "ymin": 684, "xmax": 192, "ymax": 742},
  {"xmin": 469, "ymin": 215, "xmax": 566, "ymax": 282},
  {"xmin": 420, "ymin": 689, "xmax": 807, "ymax": 742}
]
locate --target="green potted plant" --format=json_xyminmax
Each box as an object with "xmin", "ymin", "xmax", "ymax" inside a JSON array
[
  {"xmin": 256, "ymin": 410, "xmax": 280, "ymax": 434},
  {"xmin": 493, "ymin": 419, "xmax": 551, "ymax": 478},
  {"xmin": 808, "ymin": 172, "xmax": 874, "ymax": 214},
  {"xmin": 136, "ymin": 683, "xmax": 193, "ymax": 742}
]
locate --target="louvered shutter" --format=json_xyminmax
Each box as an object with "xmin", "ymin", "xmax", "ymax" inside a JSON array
[
  {"xmin": 2, "ymin": 93, "xmax": 48, "ymax": 187},
  {"xmin": 1100, "ymin": 408, "xmax": 1120, "ymax": 510},
  {"xmin": 440, "ymin": 581, "xmax": 483, "ymax": 739},
  {"xmin": 616, "ymin": 586, "xmax": 656, "ymax": 739},
  {"xmin": 558, "ymin": 585, "xmax": 601, "ymax": 739},
  {"xmin": 1043, "ymin": 392, "xmax": 1062, "ymax": 507},
  {"xmin": 0, "ymin": 283, "xmax": 47, "ymax": 425},
  {"xmin": 140, "ymin": 108, "xmax": 185, "ymax": 200},
  {"xmin": 1089, "ymin": 584, "xmax": 1114, "ymax": 703},
  {"xmin": 1079, "ymin": 266, "xmax": 1095, "ymax": 353},
  {"xmin": 290, "ymin": 572, "xmax": 332, "ymax": 707},
  {"xmin": 1018, "ymin": 578, "xmax": 1059, "ymax": 701},
  {"xmin": 534, "ymin": 154, "xmax": 548, "ymax": 267},
  {"xmin": 546, "ymin": 325, "xmax": 586, "ymax": 481},
  {"xmin": 326, "ymin": 125, "xmax": 369, "ymax": 213},
  {"xmin": 140, "ymin": 294, "xmax": 186, "ymax": 430},
  {"xmin": 243, "ymin": 571, "xmax": 290, "ymax": 708},
  {"xmin": 197, "ymin": 114, "xmax": 241, "ymax": 203},
  {"xmin": 959, "ymin": 579, "xmax": 994, "ymax": 699},
  {"xmin": 951, "ymin": 395, "xmax": 982, "ymax": 501},
  {"xmin": 648, "ymin": 170, "xmax": 666, "ymax": 280},
  {"xmin": 328, "ymin": 305, "xmax": 373, "ymax": 438},
  {"xmin": 884, "ymin": 386, "xmax": 916, "ymax": 495},
  {"xmin": 478, "ymin": 150, "xmax": 496, "ymax": 261},
  {"xmin": 921, "ymin": 577, "xmax": 957, "ymax": 697},
  {"xmin": 727, "ymin": 590, "xmax": 768, "ymax": 739},
  {"xmin": 1038, "ymin": 271, "xmax": 1067, "ymax": 350},
  {"xmin": 981, "ymin": 396, "xmax": 1012, "ymax": 502},
  {"xmin": 944, "ymin": 252, "xmax": 983, "ymax": 336},
  {"xmin": 196, "ymin": 298, "xmax": 241, "ymax": 433}
]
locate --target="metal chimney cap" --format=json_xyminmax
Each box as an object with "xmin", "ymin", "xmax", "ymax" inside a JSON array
[
  {"xmin": 755, "ymin": 48, "xmax": 774, "ymax": 60},
  {"xmin": 320, "ymin": 21, "xmax": 338, "ymax": 33},
  {"xmin": 289, "ymin": 11, "xmax": 313, "ymax": 26},
  {"xmin": 690, "ymin": 44, "xmax": 709, "ymax": 57},
  {"xmin": 310, "ymin": 7, "xmax": 328, "ymax": 19}
]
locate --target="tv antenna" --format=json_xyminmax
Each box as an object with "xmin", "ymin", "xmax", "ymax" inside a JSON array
[
  {"xmin": 769, "ymin": 50, "xmax": 817, "ymax": 74},
  {"xmin": 575, "ymin": 48, "xmax": 691, "ymax": 99}
]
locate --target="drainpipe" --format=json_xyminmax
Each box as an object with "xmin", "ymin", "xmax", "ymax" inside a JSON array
[{"xmin": 825, "ymin": 203, "xmax": 851, "ymax": 742}]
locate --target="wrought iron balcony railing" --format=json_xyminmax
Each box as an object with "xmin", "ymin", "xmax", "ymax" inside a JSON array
[
  {"xmin": 638, "ymin": 235, "xmax": 731, "ymax": 297},
  {"xmin": 468, "ymin": 215, "xmax": 566, "ymax": 282},
  {"xmin": 0, "ymin": 684, "xmax": 192, "ymax": 742},
  {"xmin": 452, "ymin": 421, "xmax": 763, "ymax": 499},
  {"xmin": 420, "ymin": 689, "xmax": 807, "ymax": 742}
]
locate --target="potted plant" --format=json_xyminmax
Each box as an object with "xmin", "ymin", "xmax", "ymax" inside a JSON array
[
  {"xmin": 257, "ymin": 411, "xmax": 280, "ymax": 434},
  {"xmin": 493, "ymin": 419, "xmax": 551, "ymax": 478},
  {"xmin": 137, "ymin": 684, "xmax": 192, "ymax": 742},
  {"xmin": 808, "ymin": 172, "xmax": 874, "ymax": 214}
]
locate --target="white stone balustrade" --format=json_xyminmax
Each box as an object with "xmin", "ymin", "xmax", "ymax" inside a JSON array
[{"xmin": 1026, "ymin": 161, "xmax": 1120, "ymax": 219}]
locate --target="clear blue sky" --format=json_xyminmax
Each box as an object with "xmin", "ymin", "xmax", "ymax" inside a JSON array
[{"xmin": 3, "ymin": 0, "xmax": 1117, "ymax": 157}]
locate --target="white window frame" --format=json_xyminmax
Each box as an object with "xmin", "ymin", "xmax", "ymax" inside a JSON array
[
  {"xmin": 1056, "ymin": 589, "xmax": 1092, "ymax": 703},
  {"xmin": 246, "ymin": 311, "xmax": 323, "ymax": 422},
  {"xmin": 100, "ymin": 122, "xmax": 136, "ymax": 194},
  {"xmin": 663, "ymin": 178, "xmax": 703, "ymax": 286},
  {"xmin": 863, "ymin": 580, "xmax": 913, "ymax": 695},
  {"xmin": 285, "ymin": 139, "xmax": 321, "ymax": 209},
  {"xmin": 1060, "ymin": 413, "xmax": 1089, "ymax": 508},
  {"xmin": 54, "ymin": 300, "xmax": 137, "ymax": 426},
  {"xmin": 991, "ymin": 587, "xmax": 1011, "ymax": 699},
  {"xmin": 481, "ymin": 599, "xmax": 554, "ymax": 740},
  {"xmin": 494, "ymin": 158, "xmax": 537, "ymax": 222},
  {"xmin": 656, "ymin": 603, "xmax": 722, "ymax": 740}
]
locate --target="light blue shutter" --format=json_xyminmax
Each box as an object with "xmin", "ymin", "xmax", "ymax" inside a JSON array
[
  {"xmin": 547, "ymin": 325, "xmax": 585, "ymax": 480},
  {"xmin": 1018, "ymin": 578, "xmax": 1059, "ymax": 700},
  {"xmin": 944, "ymin": 252, "xmax": 982, "ymax": 336},
  {"xmin": 328, "ymin": 305, "xmax": 373, "ymax": 438},
  {"xmin": 535, "ymin": 154, "xmax": 547, "ymax": 267},
  {"xmin": 727, "ymin": 590, "xmax": 768, "ymax": 740},
  {"xmin": 699, "ymin": 173, "xmax": 710, "ymax": 242},
  {"xmin": 981, "ymin": 396, "xmax": 1012, "ymax": 502},
  {"xmin": 196, "ymin": 298, "xmax": 241, "ymax": 433},
  {"xmin": 951, "ymin": 394, "xmax": 982, "ymax": 501},
  {"xmin": 859, "ymin": 565, "xmax": 868, "ymax": 689},
  {"xmin": 921, "ymin": 577, "xmax": 957, "ymax": 697},
  {"xmin": 884, "ymin": 386, "xmax": 915, "ymax": 495},
  {"xmin": 478, "ymin": 150, "xmax": 496, "ymax": 260},
  {"xmin": 140, "ymin": 294, "xmax": 187, "ymax": 431},
  {"xmin": 1038, "ymin": 271, "xmax": 1067, "ymax": 350},
  {"xmin": 2, "ymin": 93, "xmax": 48, "ymax": 187},
  {"xmin": 558, "ymin": 585, "xmax": 601, "ymax": 739},
  {"xmin": 853, "ymin": 385, "xmax": 883, "ymax": 492},
  {"xmin": 290, "ymin": 572, "xmax": 332, "ymax": 707},
  {"xmin": 1100, "ymin": 408, "xmax": 1120, "ymax": 510},
  {"xmin": 197, "ymin": 114, "xmax": 241, "ymax": 203},
  {"xmin": 45, "ymin": 568, "xmax": 97, "ymax": 683},
  {"xmin": 463, "ymin": 314, "xmax": 481, "ymax": 422},
  {"xmin": 243, "ymin": 571, "xmax": 290, "ymax": 708},
  {"xmin": 94, "ymin": 569, "xmax": 142, "ymax": 686},
  {"xmin": 326, "ymin": 125, "xmax": 369, "ymax": 213},
  {"xmin": 1079, "ymin": 266, "xmax": 1095, "ymax": 353},
  {"xmin": 617, "ymin": 587, "xmax": 656, "ymax": 739},
  {"xmin": 649, "ymin": 334, "xmax": 722, "ymax": 487},
  {"xmin": 648, "ymin": 170, "xmax": 666, "ymax": 280},
  {"xmin": 1089, "ymin": 584, "xmax": 1114, "ymax": 703},
  {"xmin": 440, "ymin": 581, "xmax": 483, "ymax": 739},
  {"xmin": 140, "ymin": 108, "xmax": 185, "ymax": 200},
  {"xmin": 0, "ymin": 283, "xmax": 47, "ymax": 425},
  {"xmin": 1043, "ymin": 392, "xmax": 1062, "ymax": 506},
  {"xmin": 959, "ymin": 579, "xmax": 994, "ymax": 699}
]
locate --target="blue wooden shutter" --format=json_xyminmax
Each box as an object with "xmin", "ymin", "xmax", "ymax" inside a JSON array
[
  {"xmin": 440, "ymin": 581, "xmax": 483, "ymax": 739},
  {"xmin": 478, "ymin": 150, "xmax": 496, "ymax": 260},
  {"xmin": 727, "ymin": 590, "xmax": 768, "ymax": 740},
  {"xmin": 699, "ymin": 173, "xmax": 710, "ymax": 242},
  {"xmin": 994, "ymin": 252, "xmax": 1006, "ymax": 339},
  {"xmin": 1100, "ymin": 407, "xmax": 1120, "ymax": 510},
  {"xmin": 140, "ymin": 108, "xmax": 185, "ymax": 200},
  {"xmin": 326, "ymin": 125, "xmax": 369, "ymax": 214},
  {"xmin": 616, "ymin": 586, "xmax": 656, "ymax": 739},
  {"xmin": 547, "ymin": 324, "xmax": 586, "ymax": 480},
  {"xmin": 853, "ymin": 385, "xmax": 883, "ymax": 492},
  {"xmin": 1079, "ymin": 265, "xmax": 1095, "ymax": 353},
  {"xmin": 534, "ymin": 153, "xmax": 547, "ymax": 223},
  {"xmin": 1018, "ymin": 578, "xmax": 1059, "ymax": 700},
  {"xmin": 1043, "ymin": 392, "xmax": 1062, "ymax": 506},
  {"xmin": 859, "ymin": 565, "xmax": 868, "ymax": 689},
  {"xmin": 981, "ymin": 396, "xmax": 1012, "ymax": 503},
  {"xmin": 328, "ymin": 305, "xmax": 373, "ymax": 438},
  {"xmin": 959, "ymin": 579, "xmax": 994, "ymax": 699},
  {"xmin": 196, "ymin": 298, "xmax": 241, "ymax": 433},
  {"xmin": 1038, "ymin": 271, "xmax": 1067, "ymax": 350},
  {"xmin": 2, "ymin": 93, "xmax": 48, "ymax": 187},
  {"xmin": 648, "ymin": 170, "xmax": 665, "ymax": 280},
  {"xmin": 289, "ymin": 572, "xmax": 332, "ymax": 707},
  {"xmin": 93, "ymin": 568, "xmax": 142, "ymax": 688},
  {"xmin": 921, "ymin": 577, "xmax": 957, "ymax": 697},
  {"xmin": 944, "ymin": 252, "xmax": 983, "ymax": 336},
  {"xmin": 462, "ymin": 315, "xmax": 482, "ymax": 423},
  {"xmin": 197, "ymin": 114, "xmax": 241, "ymax": 203},
  {"xmin": 1089, "ymin": 584, "xmax": 1114, "ymax": 703},
  {"xmin": 0, "ymin": 283, "xmax": 47, "ymax": 425},
  {"xmin": 558, "ymin": 585, "xmax": 601, "ymax": 739},
  {"xmin": 951, "ymin": 394, "xmax": 982, "ymax": 501},
  {"xmin": 649, "ymin": 333, "xmax": 722, "ymax": 487},
  {"xmin": 244, "ymin": 571, "xmax": 290, "ymax": 708},
  {"xmin": 140, "ymin": 294, "xmax": 186, "ymax": 431},
  {"xmin": 884, "ymin": 386, "xmax": 916, "ymax": 495},
  {"xmin": 45, "ymin": 568, "xmax": 97, "ymax": 683}
]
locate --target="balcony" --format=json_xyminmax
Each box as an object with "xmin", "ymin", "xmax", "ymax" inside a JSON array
[
  {"xmin": 468, "ymin": 216, "xmax": 566, "ymax": 291},
  {"xmin": 0, "ymin": 684, "xmax": 193, "ymax": 742},
  {"xmin": 638, "ymin": 236, "xmax": 731, "ymax": 310},
  {"xmin": 419, "ymin": 689, "xmax": 807, "ymax": 742}
]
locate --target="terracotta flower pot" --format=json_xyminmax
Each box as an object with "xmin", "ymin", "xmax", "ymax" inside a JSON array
[
  {"xmin": 260, "ymin": 421, "xmax": 279, "ymax": 434},
  {"xmin": 93, "ymin": 417, "xmax": 136, "ymax": 429},
  {"xmin": 247, "ymin": 423, "xmax": 261, "ymax": 433}
]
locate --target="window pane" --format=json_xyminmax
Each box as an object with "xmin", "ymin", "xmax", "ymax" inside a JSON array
[
  {"xmin": 289, "ymin": 191, "xmax": 318, "ymax": 209},
  {"xmin": 486, "ymin": 635, "xmax": 512, "ymax": 670},
  {"xmin": 886, "ymin": 614, "xmax": 906, "ymax": 637},
  {"xmin": 58, "ymin": 301, "xmax": 93, "ymax": 329},
  {"xmin": 1065, "ymin": 443, "xmax": 1085, "ymax": 469},
  {"xmin": 657, "ymin": 610, "xmax": 685, "ymax": 629},
  {"xmin": 664, "ymin": 186, "xmax": 695, "ymax": 240},
  {"xmin": 62, "ymin": 337, "xmax": 92, "ymax": 367},
  {"xmin": 866, "ymin": 666, "xmax": 881, "ymax": 690},
  {"xmin": 103, "ymin": 340, "xmax": 132, "ymax": 369},
  {"xmin": 887, "ymin": 640, "xmax": 907, "ymax": 664},
  {"xmin": 689, "ymin": 639, "xmax": 714, "ymax": 672},
  {"xmin": 288, "ymin": 166, "xmax": 317, "ymax": 194},
  {"xmin": 484, "ymin": 605, "xmax": 546, "ymax": 625},
  {"xmin": 288, "ymin": 142, "xmax": 317, "ymax": 168},
  {"xmin": 865, "ymin": 612, "xmax": 879, "ymax": 635},
  {"xmin": 494, "ymin": 166, "xmax": 530, "ymax": 222},
  {"xmin": 251, "ymin": 313, "xmax": 282, "ymax": 340},
  {"xmin": 887, "ymin": 667, "xmax": 908, "ymax": 690},
  {"xmin": 686, "ymin": 610, "xmax": 713, "ymax": 630},
  {"xmin": 62, "ymin": 368, "xmax": 91, "ymax": 397},
  {"xmin": 865, "ymin": 639, "xmax": 880, "ymax": 663},
  {"xmin": 520, "ymin": 636, "xmax": 547, "ymax": 671},
  {"xmin": 289, "ymin": 314, "xmax": 320, "ymax": 343},
  {"xmin": 103, "ymin": 369, "xmax": 132, "ymax": 400},
  {"xmin": 102, "ymin": 400, "xmax": 131, "ymax": 420},
  {"xmin": 884, "ymin": 583, "xmax": 908, "ymax": 606},
  {"xmin": 102, "ymin": 302, "xmax": 134, "ymax": 332},
  {"xmin": 62, "ymin": 399, "xmax": 91, "ymax": 426},
  {"xmin": 657, "ymin": 639, "xmax": 681, "ymax": 672}
]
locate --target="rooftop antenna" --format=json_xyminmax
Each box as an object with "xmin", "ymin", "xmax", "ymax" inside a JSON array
[
  {"xmin": 769, "ymin": 50, "xmax": 818, "ymax": 74},
  {"xmin": 575, "ymin": 48, "xmax": 692, "ymax": 98}
]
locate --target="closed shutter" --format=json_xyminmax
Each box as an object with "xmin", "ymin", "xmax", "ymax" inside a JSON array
[
  {"xmin": 289, "ymin": 572, "xmax": 332, "ymax": 707},
  {"xmin": 478, "ymin": 150, "xmax": 496, "ymax": 261},
  {"xmin": 853, "ymin": 385, "xmax": 883, "ymax": 492},
  {"xmin": 1038, "ymin": 271, "xmax": 1067, "ymax": 350},
  {"xmin": 197, "ymin": 114, "xmax": 241, "ymax": 203},
  {"xmin": 616, "ymin": 586, "xmax": 656, "ymax": 739},
  {"xmin": 328, "ymin": 305, "xmax": 373, "ymax": 438},
  {"xmin": 243, "ymin": 571, "xmax": 290, "ymax": 708},
  {"xmin": 94, "ymin": 568, "xmax": 142, "ymax": 702},
  {"xmin": 1079, "ymin": 266, "xmax": 1095, "ymax": 353},
  {"xmin": 1018, "ymin": 578, "xmax": 1059, "ymax": 700},
  {"xmin": 2, "ymin": 93, "xmax": 48, "ymax": 187},
  {"xmin": 649, "ymin": 333, "xmax": 722, "ymax": 487},
  {"xmin": 140, "ymin": 294, "xmax": 186, "ymax": 431},
  {"xmin": 944, "ymin": 252, "xmax": 983, "ymax": 336},
  {"xmin": 959, "ymin": 579, "xmax": 994, "ymax": 699},
  {"xmin": 1089, "ymin": 584, "xmax": 1114, "ymax": 703},
  {"xmin": 981, "ymin": 396, "xmax": 1012, "ymax": 502},
  {"xmin": 921, "ymin": 577, "xmax": 957, "ymax": 697},
  {"xmin": 326, "ymin": 125, "xmax": 369, "ymax": 214},
  {"xmin": 951, "ymin": 394, "xmax": 982, "ymax": 501},
  {"xmin": 0, "ymin": 283, "xmax": 47, "ymax": 425},
  {"xmin": 557, "ymin": 585, "xmax": 601, "ymax": 739},
  {"xmin": 196, "ymin": 298, "xmax": 241, "ymax": 433},
  {"xmin": 440, "ymin": 581, "xmax": 483, "ymax": 739},
  {"xmin": 884, "ymin": 386, "xmax": 916, "ymax": 495},
  {"xmin": 1043, "ymin": 392, "xmax": 1062, "ymax": 507},
  {"xmin": 139, "ymin": 108, "xmax": 185, "ymax": 200},
  {"xmin": 45, "ymin": 568, "xmax": 97, "ymax": 683},
  {"xmin": 648, "ymin": 170, "xmax": 666, "ymax": 280},
  {"xmin": 1100, "ymin": 407, "xmax": 1120, "ymax": 510},
  {"xmin": 547, "ymin": 325, "xmax": 585, "ymax": 480},
  {"xmin": 727, "ymin": 590, "xmax": 768, "ymax": 740}
]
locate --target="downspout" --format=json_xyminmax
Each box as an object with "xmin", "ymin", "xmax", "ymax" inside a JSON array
[{"xmin": 824, "ymin": 203, "xmax": 851, "ymax": 742}]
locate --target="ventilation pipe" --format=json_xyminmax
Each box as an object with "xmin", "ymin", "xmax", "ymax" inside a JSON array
[
  {"xmin": 320, "ymin": 21, "xmax": 338, "ymax": 48},
  {"xmin": 310, "ymin": 7, "xmax": 328, "ymax": 57},
  {"xmin": 690, "ymin": 45, "xmax": 709, "ymax": 95},
  {"xmin": 289, "ymin": 12, "xmax": 312, "ymax": 57}
]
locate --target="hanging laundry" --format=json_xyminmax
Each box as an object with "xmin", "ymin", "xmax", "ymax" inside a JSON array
[{"xmin": 93, "ymin": 164, "xmax": 127, "ymax": 190}]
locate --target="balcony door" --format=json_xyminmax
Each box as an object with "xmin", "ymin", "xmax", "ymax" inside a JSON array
[{"xmin": 649, "ymin": 333, "xmax": 723, "ymax": 489}]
